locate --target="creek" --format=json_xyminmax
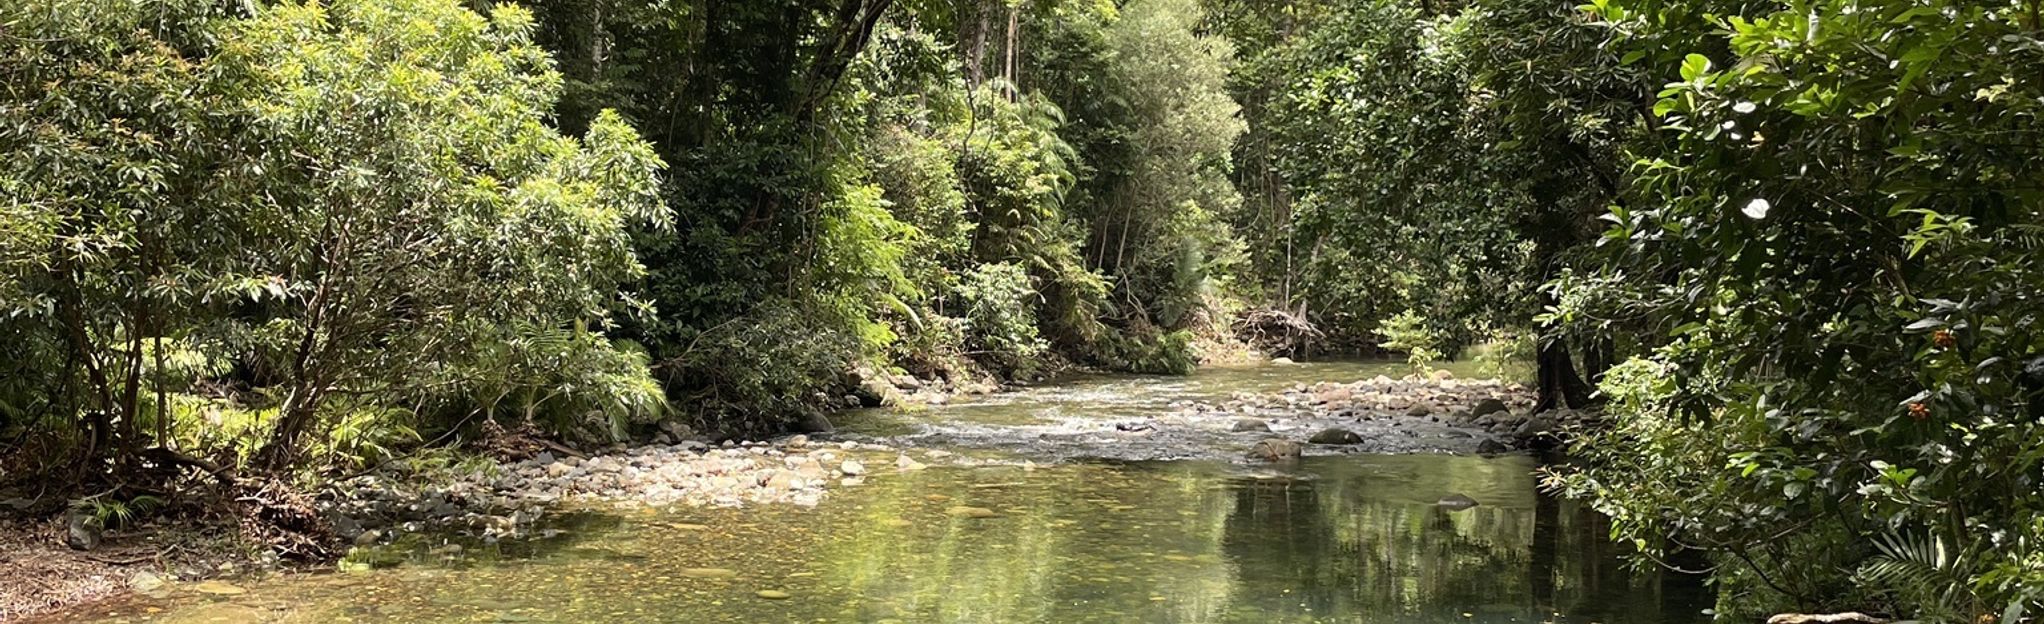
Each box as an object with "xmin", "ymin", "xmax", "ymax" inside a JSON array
[{"xmin": 79, "ymin": 361, "xmax": 1711, "ymax": 623}]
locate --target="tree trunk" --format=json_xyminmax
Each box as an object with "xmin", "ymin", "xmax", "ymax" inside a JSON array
[
  {"xmin": 257, "ymin": 387, "xmax": 322, "ymax": 470},
  {"xmin": 1533, "ymin": 336, "xmax": 1595, "ymax": 412}
]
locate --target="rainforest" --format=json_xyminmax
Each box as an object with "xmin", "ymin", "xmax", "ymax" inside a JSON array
[{"xmin": 2, "ymin": 0, "xmax": 2041, "ymax": 621}]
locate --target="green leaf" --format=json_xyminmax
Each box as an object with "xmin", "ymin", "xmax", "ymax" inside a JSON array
[{"xmin": 1679, "ymin": 53, "xmax": 1711, "ymax": 82}]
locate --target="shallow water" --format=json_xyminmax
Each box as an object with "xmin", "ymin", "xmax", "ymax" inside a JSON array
[
  {"xmin": 845, "ymin": 359, "xmax": 1489, "ymax": 434},
  {"xmin": 77, "ymin": 362, "xmax": 1712, "ymax": 624},
  {"xmin": 839, "ymin": 359, "xmax": 1519, "ymax": 460}
]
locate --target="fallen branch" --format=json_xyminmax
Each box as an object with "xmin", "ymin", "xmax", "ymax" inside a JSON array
[
  {"xmin": 538, "ymin": 439, "xmax": 586, "ymax": 459},
  {"xmin": 141, "ymin": 447, "xmax": 236, "ymax": 484}
]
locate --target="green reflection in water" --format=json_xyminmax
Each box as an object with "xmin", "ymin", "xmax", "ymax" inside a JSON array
[{"xmin": 86, "ymin": 455, "xmax": 1707, "ymax": 624}]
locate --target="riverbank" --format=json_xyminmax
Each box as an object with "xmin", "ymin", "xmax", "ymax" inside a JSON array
[{"xmin": 2, "ymin": 434, "xmax": 945, "ymax": 622}]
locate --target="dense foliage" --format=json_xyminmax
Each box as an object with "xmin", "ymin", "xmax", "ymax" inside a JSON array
[
  {"xmin": 1204, "ymin": 0, "xmax": 2044, "ymax": 618},
  {"xmin": 2, "ymin": 0, "xmax": 1257, "ymax": 478},
  {"xmin": 1546, "ymin": 0, "xmax": 2044, "ymax": 617},
  {"xmin": 2, "ymin": 0, "xmax": 665, "ymax": 475}
]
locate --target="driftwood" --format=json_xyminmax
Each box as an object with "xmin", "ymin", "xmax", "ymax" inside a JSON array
[
  {"xmin": 538, "ymin": 438, "xmax": 587, "ymax": 459},
  {"xmin": 141, "ymin": 446, "xmax": 236, "ymax": 484},
  {"xmin": 1767, "ymin": 613, "xmax": 1888, "ymax": 624},
  {"xmin": 1234, "ymin": 308, "xmax": 1325, "ymax": 357}
]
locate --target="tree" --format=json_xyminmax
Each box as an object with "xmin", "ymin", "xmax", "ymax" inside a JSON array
[
  {"xmin": 0, "ymin": 0, "xmax": 669, "ymax": 472},
  {"xmin": 222, "ymin": 0, "xmax": 668, "ymax": 467},
  {"xmin": 2, "ymin": 0, "xmax": 252, "ymax": 467}
]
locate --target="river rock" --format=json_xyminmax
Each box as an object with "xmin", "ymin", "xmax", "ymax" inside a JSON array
[
  {"xmin": 1470, "ymin": 398, "xmax": 1509, "ymax": 418},
  {"xmin": 64, "ymin": 510, "xmax": 101, "ymax": 551},
  {"xmin": 839, "ymin": 460, "xmax": 867, "ymax": 476},
  {"xmin": 1270, "ymin": 357, "xmax": 1296, "ymax": 365},
  {"xmin": 1475, "ymin": 439, "xmax": 1509, "ymax": 455},
  {"xmin": 1247, "ymin": 439, "xmax": 1302, "ymax": 462},
  {"xmin": 1437, "ymin": 494, "xmax": 1479, "ymax": 510},
  {"xmin": 756, "ymin": 590, "xmax": 792, "ymax": 600},
  {"xmin": 128, "ymin": 571, "xmax": 167, "ymax": 593},
  {"xmin": 545, "ymin": 462, "xmax": 575, "ymax": 479},
  {"xmin": 1405, "ymin": 404, "xmax": 1434, "ymax": 417},
  {"xmin": 1229, "ymin": 418, "xmax": 1270, "ymax": 433},
  {"xmin": 1308, "ymin": 428, "xmax": 1363, "ymax": 445},
  {"xmin": 797, "ymin": 411, "xmax": 835, "ymax": 434},
  {"xmin": 1513, "ymin": 414, "xmax": 1557, "ymax": 439},
  {"xmin": 895, "ymin": 455, "xmax": 927, "ymax": 471}
]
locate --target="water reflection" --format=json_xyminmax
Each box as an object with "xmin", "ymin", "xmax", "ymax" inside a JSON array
[{"xmin": 81, "ymin": 455, "xmax": 1708, "ymax": 623}]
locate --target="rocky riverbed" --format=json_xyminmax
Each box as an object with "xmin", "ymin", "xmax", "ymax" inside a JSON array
[
  {"xmin": 315, "ymin": 437, "xmax": 955, "ymax": 549},
  {"xmin": 852, "ymin": 372, "xmax": 1583, "ymax": 462}
]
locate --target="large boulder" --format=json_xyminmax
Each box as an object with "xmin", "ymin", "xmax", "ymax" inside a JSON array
[{"xmin": 1308, "ymin": 428, "xmax": 1363, "ymax": 445}]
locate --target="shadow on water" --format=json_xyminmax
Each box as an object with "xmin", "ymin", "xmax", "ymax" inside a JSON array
[{"xmin": 83, "ymin": 455, "xmax": 1711, "ymax": 623}]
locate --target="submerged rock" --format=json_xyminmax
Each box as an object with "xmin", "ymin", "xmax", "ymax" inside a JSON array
[
  {"xmin": 1308, "ymin": 428, "xmax": 1363, "ymax": 445},
  {"xmin": 1247, "ymin": 439, "xmax": 1303, "ymax": 462},
  {"xmin": 797, "ymin": 412, "xmax": 835, "ymax": 434},
  {"xmin": 1436, "ymin": 494, "xmax": 1479, "ymax": 510},
  {"xmin": 1229, "ymin": 418, "xmax": 1271, "ymax": 433},
  {"xmin": 191, "ymin": 580, "xmax": 248, "ymax": 596}
]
